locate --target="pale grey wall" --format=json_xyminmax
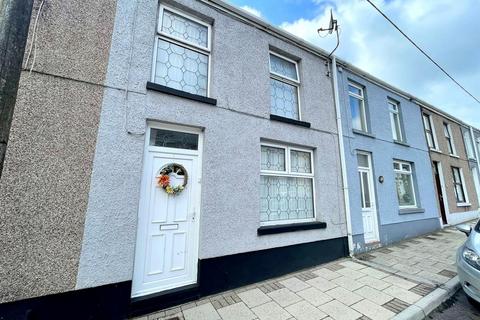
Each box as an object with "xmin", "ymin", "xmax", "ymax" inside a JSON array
[{"xmin": 76, "ymin": 0, "xmax": 346, "ymax": 289}]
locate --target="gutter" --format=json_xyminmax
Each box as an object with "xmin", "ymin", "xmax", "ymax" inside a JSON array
[
  {"xmin": 331, "ymin": 56, "xmax": 354, "ymax": 256},
  {"xmin": 198, "ymin": 0, "xmax": 479, "ymax": 131}
]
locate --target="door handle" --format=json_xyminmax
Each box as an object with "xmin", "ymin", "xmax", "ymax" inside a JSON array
[{"xmin": 192, "ymin": 211, "xmax": 196, "ymax": 221}]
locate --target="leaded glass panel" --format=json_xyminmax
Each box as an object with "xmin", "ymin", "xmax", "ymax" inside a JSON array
[
  {"xmin": 149, "ymin": 128, "xmax": 198, "ymax": 150},
  {"xmin": 269, "ymin": 54, "xmax": 298, "ymax": 81},
  {"xmin": 270, "ymin": 79, "xmax": 299, "ymax": 119},
  {"xmin": 260, "ymin": 176, "xmax": 314, "ymax": 222},
  {"xmin": 155, "ymin": 39, "xmax": 208, "ymax": 96},
  {"xmin": 161, "ymin": 9, "xmax": 208, "ymax": 48},
  {"xmin": 261, "ymin": 146, "xmax": 285, "ymax": 171},
  {"xmin": 290, "ymin": 150, "xmax": 311, "ymax": 173}
]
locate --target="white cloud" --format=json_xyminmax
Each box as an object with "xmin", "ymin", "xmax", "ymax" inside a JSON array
[
  {"xmin": 240, "ymin": 5, "xmax": 262, "ymax": 18},
  {"xmin": 280, "ymin": 0, "xmax": 480, "ymax": 127}
]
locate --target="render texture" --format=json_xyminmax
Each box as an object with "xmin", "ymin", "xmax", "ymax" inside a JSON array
[
  {"xmin": 0, "ymin": 0, "xmax": 117, "ymax": 303},
  {"xmin": 337, "ymin": 67, "xmax": 441, "ymax": 252},
  {"xmin": 76, "ymin": 0, "xmax": 346, "ymax": 288}
]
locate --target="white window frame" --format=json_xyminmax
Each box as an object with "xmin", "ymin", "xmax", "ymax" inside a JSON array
[
  {"xmin": 463, "ymin": 129, "xmax": 476, "ymax": 160},
  {"xmin": 260, "ymin": 142, "xmax": 316, "ymax": 226},
  {"xmin": 348, "ymin": 82, "xmax": 368, "ymax": 132},
  {"xmin": 152, "ymin": 5, "xmax": 212, "ymax": 96},
  {"xmin": 388, "ymin": 99, "xmax": 403, "ymax": 142},
  {"xmin": 452, "ymin": 167, "xmax": 470, "ymax": 206},
  {"xmin": 422, "ymin": 113, "xmax": 439, "ymax": 151},
  {"xmin": 476, "ymin": 137, "xmax": 480, "ymax": 159},
  {"xmin": 443, "ymin": 122, "xmax": 457, "ymax": 156},
  {"xmin": 393, "ymin": 160, "xmax": 418, "ymax": 209},
  {"xmin": 269, "ymin": 51, "xmax": 302, "ymax": 120}
]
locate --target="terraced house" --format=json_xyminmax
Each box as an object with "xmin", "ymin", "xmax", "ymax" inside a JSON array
[
  {"xmin": 0, "ymin": 0, "xmax": 349, "ymax": 318},
  {"xmin": 421, "ymin": 108, "xmax": 480, "ymax": 225},
  {"xmin": 464, "ymin": 126, "xmax": 480, "ymax": 206},
  {"xmin": 1, "ymin": 0, "xmax": 479, "ymax": 319},
  {"xmin": 336, "ymin": 64, "xmax": 441, "ymax": 253}
]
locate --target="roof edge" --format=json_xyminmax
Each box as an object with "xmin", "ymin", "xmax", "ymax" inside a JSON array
[{"xmin": 197, "ymin": 0, "xmax": 479, "ymax": 130}]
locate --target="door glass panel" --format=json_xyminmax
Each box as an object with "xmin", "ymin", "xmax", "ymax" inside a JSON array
[
  {"xmin": 361, "ymin": 171, "xmax": 371, "ymax": 208},
  {"xmin": 357, "ymin": 154, "xmax": 369, "ymax": 168},
  {"xmin": 150, "ymin": 128, "xmax": 198, "ymax": 150},
  {"xmin": 358, "ymin": 172, "xmax": 365, "ymax": 208}
]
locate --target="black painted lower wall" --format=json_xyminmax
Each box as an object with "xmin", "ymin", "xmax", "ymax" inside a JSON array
[{"xmin": 0, "ymin": 237, "xmax": 348, "ymax": 320}]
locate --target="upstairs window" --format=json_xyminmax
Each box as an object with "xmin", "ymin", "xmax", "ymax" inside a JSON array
[
  {"xmin": 153, "ymin": 5, "xmax": 211, "ymax": 96},
  {"xmin": 463, "ymin": 130, "xmax": 476, "ymax": 160},
  {"xmin": 394, "ymin": 161, "xmax": 417, "ymax": 208},
  {"xmin": 260, "ymin": 144, "xmax": 315, "ymax": 224},
  {"xmin": 422, "ymin": 113, "xmax": 437, "ymax": 149},
  {"xmin": 443, "ymin": 123, "xmax": 456, "ymax": 156},
  {"xmin": 452, "ymin": 167, "xmax": 468, "ymax": 204},
  {"xmin": 269, "ymin": 53, "xmax": 300, "ymax": 120},
  {"xmin": 348, "ymin": 83, "xmax": 368, "ymax": 132},
  {"xmin": 388, "ymin": 99, "xmax": 403, "ymax": 142}
]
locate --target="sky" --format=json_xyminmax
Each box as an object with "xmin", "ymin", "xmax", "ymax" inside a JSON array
[{"xmin": 228, "ymin": 0, "xmax": 480, "ymax": 128}]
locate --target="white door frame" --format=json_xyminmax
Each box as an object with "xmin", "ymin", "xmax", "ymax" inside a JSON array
[
  {"xmin": 131, "ymin": 122, "xmax": 203, "ymax": 298},
  {"xmin": 357, "ymin": 151, "xmax": 380, "ymax": 243},
  {"xmin": 434, "ymin": 161, "xmax": 450, "ymax": 227}
]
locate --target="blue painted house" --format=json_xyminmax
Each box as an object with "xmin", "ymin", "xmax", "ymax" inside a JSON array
[{"xmin": 336, "ymin": 64, "xmax": 442, "ymax": 252}]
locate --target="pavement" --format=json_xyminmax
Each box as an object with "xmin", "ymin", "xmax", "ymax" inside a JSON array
[
  {"xmin": 132, "ymin": 225, "xmax": 469, "ymax": 320},
  {"xmin": 427, "ymin": 288, "xmax": 480, "ymax": 319}
]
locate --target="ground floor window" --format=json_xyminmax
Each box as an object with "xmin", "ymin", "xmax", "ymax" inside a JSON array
[
  {"xmin": 394, "ymin": 160, "xmax": 417, "ymax": 208},
  {"xmin": 260, "ymin": 143, "xmax": 315, "ymax": 224},
  {"xmin": 452, "ymin": 167, "xmax": 468, "ymax": 204}
]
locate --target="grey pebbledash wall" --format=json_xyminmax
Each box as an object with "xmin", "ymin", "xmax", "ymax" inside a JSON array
[
  {"xmin": 75, "ymin": 0, "xmax": 347, "ymax": 289},
  {"xmin": 0, "ymin": 0, "xmax": 117, "ymax": 303}
]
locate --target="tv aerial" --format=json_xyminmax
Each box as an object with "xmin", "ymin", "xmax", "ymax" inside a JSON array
[{"xmin": 318, "ymin": 9, "xmax": 340, "ymax": 58}]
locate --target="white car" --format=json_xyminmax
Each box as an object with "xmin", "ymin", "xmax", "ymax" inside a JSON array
[{"xmin": 457, "ymin": 222, "xmax": 480, "ymax": 305}]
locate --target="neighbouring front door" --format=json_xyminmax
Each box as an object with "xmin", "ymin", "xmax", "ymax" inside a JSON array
[
  {"xmin": 357, "ymin": 152, "xmax": 380, "ymax": 243},
  {"xmin": 132, "ymin": 125, "xmax": 202, "ymax": 298},
  {"xmin": 433, "ymin": 161, "xmax": 448, "ymax": 225}
]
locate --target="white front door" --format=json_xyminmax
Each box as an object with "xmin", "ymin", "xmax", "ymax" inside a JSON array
[
  {"xmin": 357, "ymin": 152, "xmax": 379, "ymax": 243},
  {"xmin": 132, "ymin": 124, "xmax": 202, "ymax": 298}
]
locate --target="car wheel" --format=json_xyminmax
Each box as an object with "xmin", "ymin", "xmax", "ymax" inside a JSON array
[{"xmin": 467, "ymin": 296, "xmax": 480, "ymax": 309}]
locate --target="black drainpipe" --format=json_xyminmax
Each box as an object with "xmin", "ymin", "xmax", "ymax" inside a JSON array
[{"xmin": 0, "ymin": 0, "xmax": 35, "ymax": 178}]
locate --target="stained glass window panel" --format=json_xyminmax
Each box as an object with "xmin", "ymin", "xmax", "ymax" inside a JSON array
[
  {"xmin": 269, "ymin": 54, "xmax": 298, "ymax": 81},
  {"xmin": 270, "ymin": 79, "xmax": 299, "ymax": 119},
  {"xmin": 149, "ymin": 128, "xmax": 198, "ymax": 150},
  {"xmin": 261, "ymin": 146, "xmax": 286, "ymax": 171},
  {"xmin": 155, "ymin": 39, "xmax": 208, "ymax": 96},
  {"xmin": 161, "ymin": 9, "xmax": 208, "ymax": 48},
  {"xmin": 290, "ymin": 150, "xmax": 312, "ymax": 173},
  {"xmin": 260, "ymin": 176, "xmax": 314, "ymax": 222}
]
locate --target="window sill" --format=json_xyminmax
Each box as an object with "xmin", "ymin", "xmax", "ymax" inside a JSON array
[
  {"xmin": 457, "ymin": 203, "xmax": 472, "ymax": 207},
  {"xmin": 269, "ymin": 114, "xmax": 311, "ymax": 128},
  {"xmin": 430, "ymin": 148, "xmax": 442, "ymax": 154},
  {"xmin": 399, "ymin": 208, "xmax": 425, "ymax": 215},
  {"xmin": 352, "ymin": 129, "xmax": 375, "ymax": 139},
  {"xmin": 146, "ymin": 82, "xmax": 217, "ymax": 105},
  {"xmin": 257, "ymin": 221, "xmax": 327, "ymax": 235},
  {"xmin": 449, "ymin": 154, "xmax": 460, "ymax": 158},
  {"xmin": 394, "ymin": 140, "xmax": 410, "ymax": 147}
]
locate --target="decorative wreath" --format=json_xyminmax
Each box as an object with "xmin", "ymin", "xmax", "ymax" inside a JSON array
[{"xmin": 156, "ymin": 163, "xmax": 188, "ymax": 196}]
